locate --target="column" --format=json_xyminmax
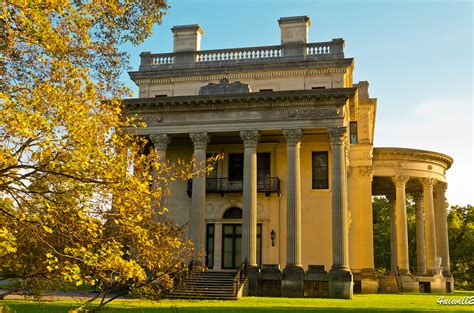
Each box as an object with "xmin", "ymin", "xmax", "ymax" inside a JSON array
[
  {"xmin": 189, "ymin": 132, "xmax": 209, "ymax": 266},
  {"xmin": 413, "ymin": 192, "xmax": 426, "ymax": 275},
  {"xmin": 391, "ymin": 175, "xmax": 410, "ymax": 274},
  {"xmin": 149, "ymin": 134, "xmax": 171, "ymax": 162},
  {"xmin": 387, "ymin": 194, "xmax": 398, "ymax": 274},
  {"xmin": 328, "ymin": 127, "xmax": 350, "ymax": 272},
  {"xmin": 283, "ymin": 129, "xmax": 303, "ymax": 268},
  {"xmin": 420, "ymin": 178, "xmax": 438, "ymax": 275},
  {"xmin": 240, "ymin": 130, "xmax": 260, "ymax": 267},
  {"xmin": 434, "ymin": 182, "xmax": 451, "ymax": 275},
  {"xmin": 149, "ymin": 134, "xmax": 171, "ymax": 210}
]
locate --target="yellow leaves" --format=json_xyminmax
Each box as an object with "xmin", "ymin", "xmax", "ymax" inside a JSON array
[
  {"xmin": 42, "ymin": 225, "xmax": 53, "ymax": 234},
  {"xmin": 0, "ymin": 227, "xmax": 17, "ymax": 257}
]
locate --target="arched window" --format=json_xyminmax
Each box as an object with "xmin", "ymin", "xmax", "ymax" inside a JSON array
[{"xmin": 223, "ymin": 207, "xmax": 242, "ymax": 219}]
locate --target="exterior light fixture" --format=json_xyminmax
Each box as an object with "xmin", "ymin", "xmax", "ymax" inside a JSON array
[{"xmin": 270, "ymin": 229, "xmax": 276, "ymax": 247}]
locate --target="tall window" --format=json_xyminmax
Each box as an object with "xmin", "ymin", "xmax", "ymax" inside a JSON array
[
  {"xmin": 312, "ymin": 151, "xmax": 329, "ymax": 189},
  {"xmin": 228, "ymin": 153, "xmax": 244, "ymax": 181},
  {"xmin": 205, "ymin": 224, "xmax": 215, "ymax": 269},
  {"xmin": 228, "ymin": 153, "xmax": 270, "ymax": 184},
  {"xmin": 350, "ymin": 121, "xmax": 358, "ymax": 144}
]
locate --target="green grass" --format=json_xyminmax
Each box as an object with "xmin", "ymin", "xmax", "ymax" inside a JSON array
[{"xmin": 2, "ymin": 291, "xmax": 473, "ymax": 312}]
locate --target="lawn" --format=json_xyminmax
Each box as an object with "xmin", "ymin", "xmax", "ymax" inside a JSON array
[{"xmin": 2, "ymin": 291, "xmax": 473, "ymax": 312}]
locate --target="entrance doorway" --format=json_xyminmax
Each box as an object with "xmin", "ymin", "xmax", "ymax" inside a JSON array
[
  {"xmin": 217, "ymin": 207, "xmax": 262, "ymax": 269},
  {"xmin": 222, "ymin": 224, "xmax": 242, "ymax": 269}
]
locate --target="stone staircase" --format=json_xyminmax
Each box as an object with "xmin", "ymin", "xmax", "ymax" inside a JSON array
[
  {"xmin": 167, "ymin": 271, "xmax": 242, "ymax": 300},
  {"xmin": 378, "ymin": 275, "xmax": 400, "ymax": 294}
]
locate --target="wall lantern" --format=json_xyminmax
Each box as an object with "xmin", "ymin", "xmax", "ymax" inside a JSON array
[{"xmin": 270, "ymin": 229, "xmax": 276, "ymax": 247}]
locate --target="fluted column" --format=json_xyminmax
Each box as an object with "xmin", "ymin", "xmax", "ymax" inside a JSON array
[
  {"xmin": 283, "ymin": 129, "xmax": 303, "ymax": 268},
  {"xmin": 413, "ymin": 192, "xmax": 426, "ymax": 275},
  {"xmin": 420, "ymin": 178, "xmax": 438, "ymax": 275},
  {"xmin": 434, "ymin": 182, "xmax": 450, "ymax": 275},
  {"xmin": 329, "ymin": 127, "xmax": 350, "ymax": 272},
  {"xmin": 240, "ymin": 130, "xmax": 260, "ymax": 267},
  {"xmin": 150, "ymin": 134, "xmax": 171, "ymax": 162},
  {"xmin": 387, "ymin": 194, "xmax": 398, "ymax": 274},
  {"xmin": 149, "ymin": 134, "xmax": 171, "ymax": 210},
  {"xmin": 189, "ymin": 132, "xmax": 210, "ymax": 266},
  {"xmin": 391, "ymin": 175, "xmax": 410, "ymax": 274}
]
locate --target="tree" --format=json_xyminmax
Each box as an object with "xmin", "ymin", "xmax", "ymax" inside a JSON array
[
  {"xmin": 0, "ymin": 1, "xmax": 207, "ymax": 311},
  {"xmin": 447, "ymin": 205, "xmax": 473, "ymax": 290},
  {"xmin": 372, "ymin": 196, "xmax": 418, "ymax": 275}
]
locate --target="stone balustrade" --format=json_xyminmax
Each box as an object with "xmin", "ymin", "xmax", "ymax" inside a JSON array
[{"xmin": 139, "ymin": 39, "xmax": 344, "ymax": 70}]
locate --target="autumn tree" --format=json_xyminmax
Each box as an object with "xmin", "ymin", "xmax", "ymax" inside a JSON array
[{"xmin": 0, "ymin": 1, "xmax": 202, "ymax": 310}]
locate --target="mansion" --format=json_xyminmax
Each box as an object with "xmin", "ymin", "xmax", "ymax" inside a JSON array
[{"xmin": 124, "ymin": 16, "xmax": 453, "ymax": 299}]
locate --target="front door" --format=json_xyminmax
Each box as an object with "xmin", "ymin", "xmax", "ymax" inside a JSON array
[{"xmin": 222, "ymin": 224, "xmax": 242, "ymax": 269}]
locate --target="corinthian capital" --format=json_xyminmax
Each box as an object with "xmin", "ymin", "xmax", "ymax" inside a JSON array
[
  {"xmin": 149, "ymin": 134, "xmax": 171, "ymax": 150},
  {"xmin": 419, "ymin": 177, "xmax": 437, "ymax": 189},
  {"xmin": 190, "ymin": 132, "xmax": 210, "ymax": 149},
  {"xmin": 358, "ymin": 166, "xmax": 373, "ymax": 178},
  {"xmin": 283, "ymin": 129, "xmax": 303, "ymax": 145},
  {"xmin": 328, "ymin": 127, "xmax": 347, "ymax": 146},
  {"xmin": 240, "ymin": 130, "xmax": 261, "ymax": 147},
  {"xmin": 391, "ymin": 175, "xmax": 409, "ymax": 187},
  {"xmin": 434, "ymin": 181, "xmax": 447, "ymax": 193}
]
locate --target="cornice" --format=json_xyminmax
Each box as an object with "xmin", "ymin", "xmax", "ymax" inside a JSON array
[
  {"xmin": 129, "ymin": 58, "xmax": 354, "ymax": 84},
  {"xmin": 373, "ymin": 147, "xmax": 453, "ymax": 170},
  {"xmin": 124, "ymin": 88, "xmax": 356, "ymax": 115}
]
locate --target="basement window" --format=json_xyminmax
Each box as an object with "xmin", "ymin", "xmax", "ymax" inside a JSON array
[
  {"xmin": 259, "ymin": 89, "xmax": 273, "ymax": 92},
  {"xmin": 154, "ymin": 94, "xmax": 168, "ymax": 97}
]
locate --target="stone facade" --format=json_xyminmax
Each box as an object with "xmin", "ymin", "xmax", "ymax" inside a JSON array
[{"xmin": 124, "ymin": 16, "xmax": 454, "ymax": 298}]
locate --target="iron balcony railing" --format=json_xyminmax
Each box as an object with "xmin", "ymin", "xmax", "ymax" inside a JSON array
[{"xmin": 187, "ymin": 177, "xmax": 280, "ymax": 197}]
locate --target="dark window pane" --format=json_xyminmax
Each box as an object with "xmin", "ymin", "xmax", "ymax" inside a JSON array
[
  {"xmin": 223, "ymin": 207, "xmax": 243, "ymax": 219},
  {"xmin": 206, "ymin": 153, "xmax": 218, "ymax": 178},
  {"xmin": 350, "ymin": 121, "xmax": 358, "ymax": 144},
  {"xmin": 228, "ymin": 153, "xmax": 244, "ymax": 181},
  {"xmin": 312, "ymin": 152, "xmax": 329, "ymax": 189},
  {"xmin": 205, "ymin": 224, "xmax": 215, "ymax": 269},
  {"xmin": 257, "ymin": 153, "xmax": 271, "ymax": 188}
]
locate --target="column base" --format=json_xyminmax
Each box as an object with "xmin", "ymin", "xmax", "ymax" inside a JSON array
[
  {"xmin": 281, "ymin": 265, "xmax": 305, "ymax": 298},
  {"xmin": 399, "ymin": 273, "xmax": 418, "ymax": 293},
  {"xmin": 246, "ymin": 266, "xmax": 259, "ymax": 296},
  {"xmin": 360, "ymin": 268, "xmax": 378, "ymax": 294},
  {"xmin": 258, "ymin": 264, "xmax": 282, "ymax": 297},
  {"xmin": 329, "ymin": 269, "xmax": 353, "ymax": 299}
]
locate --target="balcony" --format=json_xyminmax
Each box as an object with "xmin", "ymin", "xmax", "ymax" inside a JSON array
[{"xmin": 187, "ymin": 177, "xmax": 280, "ymax": 197}]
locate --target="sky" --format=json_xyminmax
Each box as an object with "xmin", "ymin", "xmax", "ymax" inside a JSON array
[{"xmin": 120, "ymin": 0, "xmax": 473, "ymax": 207}]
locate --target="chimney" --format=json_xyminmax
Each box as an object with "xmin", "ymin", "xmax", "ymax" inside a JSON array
[
  {"xmin": 355, "ymin": 81, "xmax": 370, "ymax": 99},
  {"xmin": 171, "ymin": 24, "xmax": 204, "ymax": 63},
  {"xmin": 278, "ymin": 16, "xmax": 310, "ymax": 57}
]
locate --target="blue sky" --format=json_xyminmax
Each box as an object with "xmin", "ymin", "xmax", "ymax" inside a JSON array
[{"xmin": 121, "ymin": 0, "xmax": 473, "ymax": 206}]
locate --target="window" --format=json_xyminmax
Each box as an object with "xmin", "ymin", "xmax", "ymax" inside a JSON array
[
  {"xmin": 228, "ymin": 153, "xmax": 244, "ymax": 181},
  {"xmin": 311, "ymin": 86, "xmax": 326, "ymax": 90},
  {"xmin": 228, "ymin": 153, "xmax": 270, "ymax": 184},
  {"xmin": 223, "ymin": 207, "xmax": 243, "ymax": 219},
  {"xmin": 312, "ymin": 151, "xmax": 329, "ymax": 189},
  {"xmin": 154, "ymin": 94, "xmax": 167, "ymax": 97},
  {"xmin": 206, "ymin": 153, "xmax": 218, "ymax": 179},
  {"xmin": 259, "ymin": 89, "xmax": 273, "ymax": 92},
  {"xmin": 257, "ymin": 153, "xmax": 271, "ymax": 189},
  {"xmin": 350, "ymin": 121, "xmax": 358, "ymax": 144},
  {"xmin": 205, "ymin": 224, "xmax": 215, "ymax": 269}
]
